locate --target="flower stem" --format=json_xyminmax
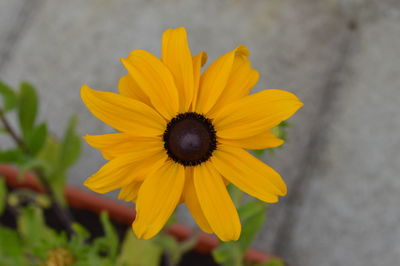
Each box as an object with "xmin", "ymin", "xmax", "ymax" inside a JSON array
[
  {"xmin": 0, "ymin": 110, "xmax": 28, "ymax": 152},
  {"xmin": 0, "ymin": 110, "xmax": 75, "ymax": 236}
]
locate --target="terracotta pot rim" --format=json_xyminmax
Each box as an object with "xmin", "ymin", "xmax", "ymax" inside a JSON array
[{"xmin": 0, "ymin": 164, "xmax": 275, "ymax": 264}]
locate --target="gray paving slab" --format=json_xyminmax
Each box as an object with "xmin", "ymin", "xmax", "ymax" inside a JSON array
[
  {"xmin": 0, "ymin": 0, "xmax": 44, "ymax": 147},
  {"xmin": 0, "ymin": 0, "xmax": 25, "ymax": 70},
  {"xmin": 0, "ymin": 0, "xmax": 361, "ymax": 259},
  {"xmin": 0, "ymin": 0, "xmax": 43, "ymax": 72},
  {"xmin": 281, "ymin": 2, "xmax": 400, "ymax": 265}
]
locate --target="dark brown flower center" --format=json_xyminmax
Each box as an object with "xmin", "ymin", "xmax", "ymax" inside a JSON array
[{"xmin": 163, "ymin": 112, "xmax": 217, "ymax": 166}]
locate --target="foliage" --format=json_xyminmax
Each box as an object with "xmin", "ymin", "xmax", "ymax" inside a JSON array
[
  {"xmin": 0, "ymin": 81, "xmax": 81, "ymax": 205},
  {"xmin": 0, "ymin": 205, "xmax": 121, "ymax": 266}
]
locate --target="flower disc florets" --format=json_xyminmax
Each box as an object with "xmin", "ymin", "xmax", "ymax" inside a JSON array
[{"xmin": 163, "ymin": 112, "xmax": 217, "ymax": 166}]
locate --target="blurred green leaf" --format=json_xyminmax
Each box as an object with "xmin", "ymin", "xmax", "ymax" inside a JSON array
[
  {"xmin": 26, "ymin": 123, "xmax": 47, "ymax": 156},
  {"xmin": 116, "ymin": 231, "xmax": 162, "ymax": 266},
  {"xmin": 58, "ymin": 115, "xmax": 81, "ymax": 172},
  {"xmin": 228, "ymin": 184, "xmax": 245, "ymax": 207},
  {"xmin": 17, "ymin": 157, "xmax": 50, "ymax": 182},
  {"xmin": 212, "ymin": 241, "xmax": 243, "ymax": 266},
  {"xmin": 272, "ymin": 121, "xmax": 290, "ymax": 141},
  {"xmin": 72, "ymin": 222, "xmax": 90, "ymax": 241},
  {"xmin": 0, "ymin": 226, "xmax": 26, "ymax": 265},
  {"xmin": 17, "ymin": 205, "xmax": 46, "ymax": 243},
  {"xmin": 0, "ymin": 81, "xmax": 18, "ymax": 112},
  {"xmin": 38, "ymin": 135, "xmax": 60, "ymax": 175},
  {"xmin": 18, "ymin": 82, "xmax": 38, "ymax": 138},
  {"xmin": 98, "ymin": 212, "xmax": 119, "ymax": 260},
  {"xmin": 253, "ymin": 121, "xmax": 290, "ymax": 157},
  {"xmin": 237, "ymin": 201, "xmax": 267, "ymax": 251},
  {"xmin": 0, "ymin": 178, "xmax": 6, "ymax": 215},
  {"xmin": 70, "ymin": 223, "xmax": 90, "ymax": 247},
  {"xmin": 255, "ymin": 258, "xmax": 285, "ymax": 266},
  {"xmin": 35, "ymin": 117, "xmax": 81, "ymax": 206},
  {"xmin": 253, "ymin": 149, "xmax": 266, "ymax": 158},
  {"xmin": 0, "ymin": 149, "xmax": 25, "ymax": 163},
  {"xmin": 16, "ymin": 205, "xmax": 65, "ymax": 262},
  {"xmin": 155, "ymin": 234, "xmax": 180, "ymax": 264}
]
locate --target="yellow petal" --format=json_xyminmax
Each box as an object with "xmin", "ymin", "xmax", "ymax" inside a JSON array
[
  {"xmin": 118, "ymin": 181, "xmax": 142, "ymax": 202},
  {"xmin": 162, "ymin": 28, "xmax": 194, "ymax": 111},
  {"xmin": 219, "ymin": 131, "xmax": 284, "ymax": 150},
  {"xmin": 122, "ymin": 50, "xmax": 179, "ymax": 120},
  {"xmin": 194, "ymin": 162, "xmax": 241, "ymax": 241},
  {"xmin": 83, "ymin": 147, "xmax": 164, "ymax": 194},
  {"xmin": 84, "ymin": 133, "xmax": 162, "ymax": 160},
  {"xmin": 183, "ymin": 167, "xmax": 213, "ymax": 234},
  {"xmin": 191, "ymin": 51, "xmax": 207, "ymax": 111},
  {"xmin": 209, "ymin": 51, "xmax": 259, "ymax": 114},
  {"xmin": 195, "ymin": 46, "xmax": 248, "ymax": 114},
  {"xmin": 118, "ymin": 75, "xmax": 151, "ymax": 106},
  {"xmin": 133, "ymin": 161, "xmax": 185, "ymax": 239},
  {"xmin": 213, "ymin": 89, "xmax": 303, "ymax": 139},
  {"xmin": 211, "ymin": 145, "xmax": 286, "ymax": 201},
  {"xmin": 81, "ymin": 85, "xmax": 165, "ymax": 136}
]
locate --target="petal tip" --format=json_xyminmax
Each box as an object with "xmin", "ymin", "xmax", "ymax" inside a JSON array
[
  {"xmin": 132, "ymin": 222, "xmax": 154, "ymax": 240},
  {"xmin": 200, "ymin": 51, "xmax": 208, "ymax": 66},
  {"xmin": 279, "ymin": 188, "xmax": 287, "ymax": 197},
  {"xmin": 218, "ymin": 227, "xmax": 241, "ymax": 242},
  {"xmin": 83, "ymin": 178, "xmax": 95, "ymax": 191},
  {"xmin": 80, "ymin": 84, "xmax": 90, "ymax": 97},
  {"xmin": 236, "ymin": 45, "xmax": 250, "ymax": 57}
]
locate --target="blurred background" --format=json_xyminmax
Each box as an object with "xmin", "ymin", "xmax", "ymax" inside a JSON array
[{"xmin": 0, "ymin": 0, "xmax": 399, "ymax": 265}]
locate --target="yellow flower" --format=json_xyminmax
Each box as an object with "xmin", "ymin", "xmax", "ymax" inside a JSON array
[{"xmin": 81, "ymin": 27, "xmax": 303, "ymax": 241}]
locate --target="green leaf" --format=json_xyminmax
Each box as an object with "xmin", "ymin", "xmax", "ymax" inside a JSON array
[
  {"xmin": 253, "ymin": 121, "xmax": 291, "ymax": 157},
  {"xmin": 212, "ymin": 242, "xmax": 243, "ymax": 266},
  {"xmin": 17, "ymin": 158, "xmax": 50, "ymax": 182},
  {"xmin": 0, "ymin": 81, "xmax": 18, "ymax": 111},
  {"xmin": 116, "ymin": 231, "xmax": 162, "ymax": 266},
  {"xmin": 237, "ymin": 201, "xmax": 267, "ymax": 251},
  {"xmin": 26, "ymin": 123, "xmax": 48, "ymax": 155},
  {"xmin": 228, "ymin": 184, "xmax": 245, "ymax": 207},
  {"xmin": 17, "ymin": 206, "xmax": 45, "ymax": 241},
  {"xmin": 154, "ymin": 234, "xmax": 180, "ymax": 264},
  {"xmin": 0, "ymin": 178, "xmax": 6, "ymax": 215},
  {"xmin": 42, "ymin": 116, "xmax": 81, "ymax": 206},
  {"xmin": 255, "ymin": 258, "xmax": 285, "ymax": 266},
  {"xmin": 0, "ymin": 226, "xmax": 25, "ymax": 264},
  {"xmin": 211, "ymin": 200, "xmax": 267, "ymax": 266},
  {"xmin": 0, "ymin": 149, "xmax": 25, "ymax": 163},
  {"xmin": 99, "ymin": 212, "xmax": 119, "ymax": 260},
  {"xmin": 37, "ymin": 135, "xmax": 60, "ymax": 175},
  {"xmin": 253, "ymin": 149, "xmax": 266, "ymax": 158},
  {"xmin": 72, "ymin": 222, "xmax": 90, "ymax": 240},
  {"xmin": 58, "ymin": 116, "xmax": 81, "ymax": 172},
  {"xmin": 18, "ymin": 82, "xmax": 38, "ymax": 138}
]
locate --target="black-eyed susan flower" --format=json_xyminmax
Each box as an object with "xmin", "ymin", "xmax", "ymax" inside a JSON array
[{"xmin": 81, "ymin": 27, "xmax": 303, "ymax": 241}]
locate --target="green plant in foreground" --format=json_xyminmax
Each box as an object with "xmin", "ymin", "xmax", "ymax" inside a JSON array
[{"xmin": 0, "ymin": 80, "xmax": 81, "ymax": 235}]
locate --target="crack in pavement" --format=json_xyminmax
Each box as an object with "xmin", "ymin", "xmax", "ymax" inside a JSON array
[
  {"xmin": 271, "ymin": 21, "xmax": 360, "ymax": 260},
  {"xmin": 0, "ymin": 0, "xmax": 45, "ymax": 74}
]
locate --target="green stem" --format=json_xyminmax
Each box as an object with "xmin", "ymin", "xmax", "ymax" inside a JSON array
[
  {"xmin": 0, "ymin": 110, "xmax": 28, "ymax": 152},
  {"xmin": 0, "ymin": 109, "xmax": 75, "ymax": 236}
]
